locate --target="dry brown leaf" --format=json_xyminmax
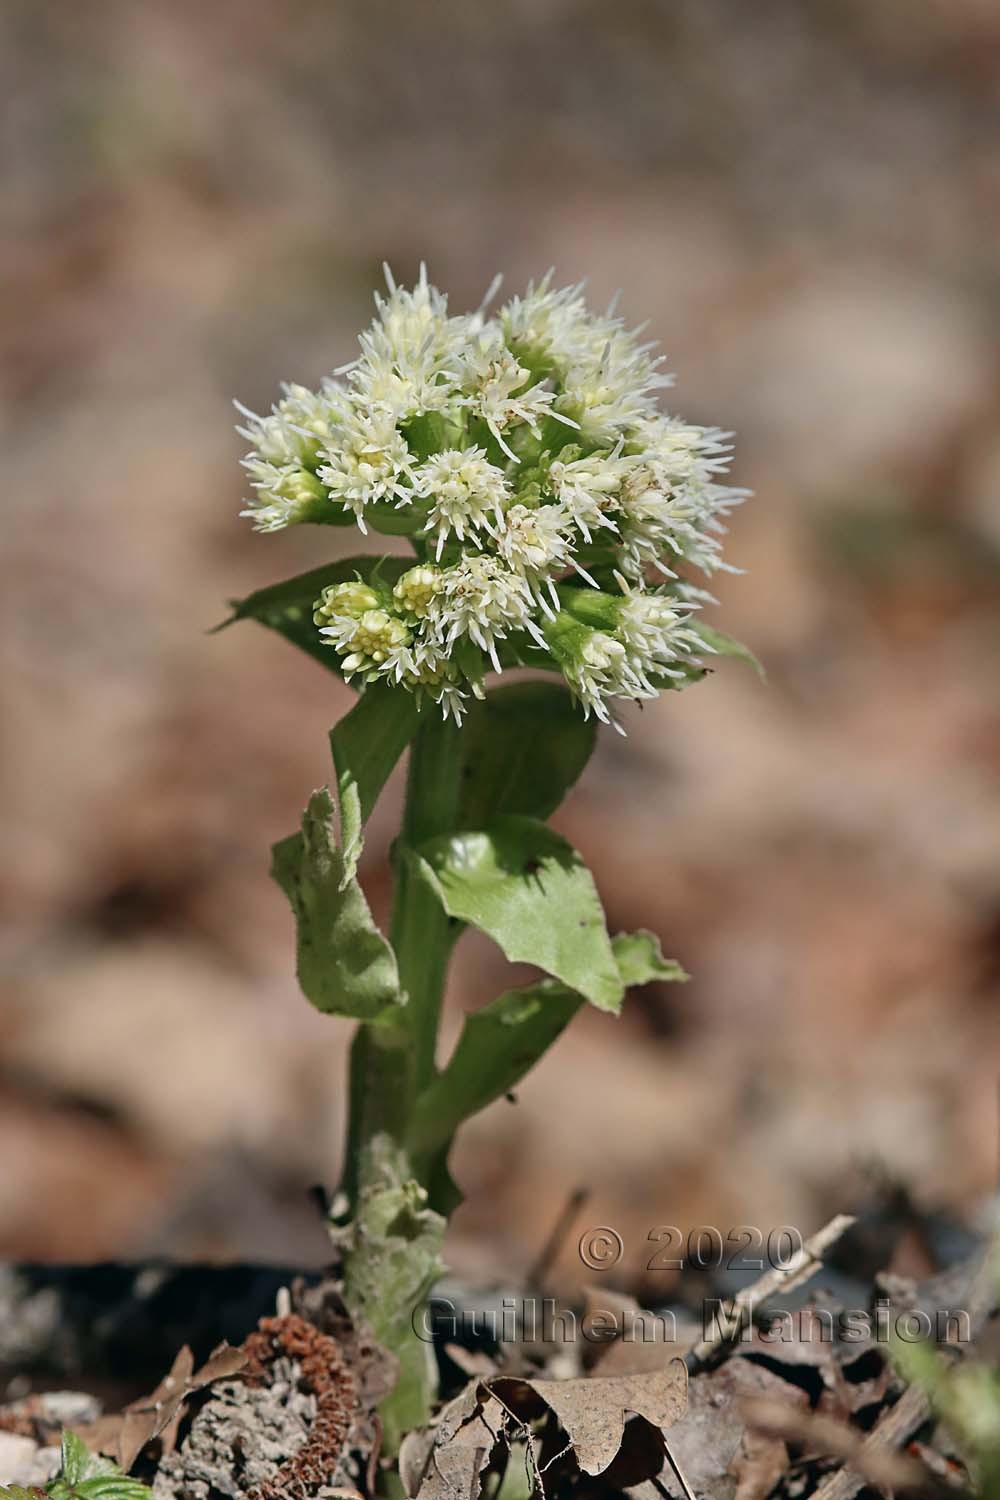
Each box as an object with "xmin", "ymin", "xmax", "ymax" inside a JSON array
[
  {"xmin": 742, "ymin": 1396, "xmax": 940, "ymax": 1494},
  {"xmin": 494, "ymin": 1363, "xmax": 688, "ymax": 1476},
  {"xmin": 742, "ymin": 1314, "xmax": 893, "ymax": 1423},
  {"xmin": 406, "ymin": 1382, "xmax": 507, "ymax": 1500},
  {"xmin": 733, "ymin": 1429, "xmax": 789, "ymax": 1500},
  {"xmin": 121, "ymin": 1344, "xmax": 196, "ymax": 1468},
  {"xmin": 77, "ymin": 1341, "xmax": 247, "ymax": 1471},
  {"xmin": 667, "ymin": 1356, "xmax": 808, "ymax": 1500},
  {"xmin": 397, "ymin": 1426, "xmax": 436, "ymax": 1499},
  {"xmin": 404, "ymin": 1357, "xmax": 687, "ymax": 1496}
]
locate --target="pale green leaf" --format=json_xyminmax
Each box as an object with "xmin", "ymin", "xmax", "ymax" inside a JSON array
[
  {"xmin": 271, "ymin": 788, "xmax": 403, "ymax": 1021},
  {"xmin": 55, "ymin": 1483, "xmax": 153, "ymax": 1500},
  {"xmin": 408, "ymin": 978, "xmax": 583, "ymax": 1158},
  {"xmin": 215, "ymin": 555, "xmax": 410, "ymax": 674},
  {"xmin": 612, "ymin": 929, "xmax": 689, "ymax": 987},
  {"xmin": 58, "ymin": 1434, "xmax": 114, "ymax": 1487},
  {"xmin": 414, "ymin": 815, "xmax": 623, "ymax": 1012},
  {"xmin": 410, "ymin": 926, "xmax": 686, "ymax": 1201},
  {"xmin": 330, "ymin": 681, "xmax": 422, "ymax": 885},
  {"xmin": 46, "ymin": 1434, "xmax": 151, "ymax": 1500},
  {"xmin": 457, "ymin": 681, "xmax": 596, "ymax": 826},
  {"xmin": 692, "ymin": 621, "xmax": 765, "ymax": 679}
]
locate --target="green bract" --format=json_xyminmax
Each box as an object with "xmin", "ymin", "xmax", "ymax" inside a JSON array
[
  {"xmin": 271, "ymin": 789, "xmax": 403, "ymax": 1022},
  {"xmin": 224, "ymin": 268, "xmax": 755, "ymax": 1449}
]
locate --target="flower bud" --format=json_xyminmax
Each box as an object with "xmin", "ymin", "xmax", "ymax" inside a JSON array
[
  {"xmin": 393, "ymin": 565, "xmax": 444, "ymax": 618},
  {"xmin": 349, "ymin": 609, "xmax": 411, "ymax": 664},
  {"xmin": 314, "ymin": 580, "xmax": 380, "ymax": 627}
]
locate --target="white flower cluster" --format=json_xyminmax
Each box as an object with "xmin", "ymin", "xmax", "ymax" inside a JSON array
[{"xmin": 239, "ymin": 268, "xmax": 747, "ymax": 725}]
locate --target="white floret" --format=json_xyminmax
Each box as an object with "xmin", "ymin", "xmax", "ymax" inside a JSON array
[
  {"xmin": 318, "ymin": 405, "xmax": 416, "ymax": 526},
  {"xmin": 426, "ymin": 554, "xmax": 545, "ymax": 671},
  {"xmin": 415, "ymin": 447, "xmax": 510, "ymax": 557}
]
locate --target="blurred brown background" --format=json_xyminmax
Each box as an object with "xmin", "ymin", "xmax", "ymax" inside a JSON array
[{"xmin": 2, "ymin": 0, "xmax": 999, "ymax": 1286}]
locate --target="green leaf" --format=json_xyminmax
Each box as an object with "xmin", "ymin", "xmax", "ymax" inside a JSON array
[
  {"xmin": 214, "ymin": 555, "xmax": 410, "ymax": 674},
  {"xmin": 45, "ymin": 1434, "xmax": 151, "ymax": 1500},
  {"xmin": 409, "ymin": 927, "xmax": 686, "ymax": 1190},
  {"xmin": 457, "ymin": 681, "xmax": 596, "ymax": 827},
  {"xmin": 330, "ymin": 681, "xmax": 422, "ymax": 885},
  {"xmin": 692, "ymin": 621, "xmax": 765, "ymax": 679},
  {"xmin": 612, "ymin": 929, "xmax": 689, "ymax": 987},
  {"xmin": 59, "ymin": 1435, "xmax": 106, "ymax": 1488},
  {"xmin": 408, "ymin": 978, "xmax": 583, "ymax": 1158},
  {"xmin": 271, "ymin": 788, "xmax": 403, "ymax": 1021},
  {"xmin": 50, "ymin": 1482, "xmax": 152, "ymax": 1500},
  {"xmin": 413, "ymin": 815, "xmax": 623, "ymax": 1013}
]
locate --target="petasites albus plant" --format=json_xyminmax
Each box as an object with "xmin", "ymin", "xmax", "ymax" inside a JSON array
[{"xmin": 223, "ymin": 268, "xmax": 755, "ymax": 1445}]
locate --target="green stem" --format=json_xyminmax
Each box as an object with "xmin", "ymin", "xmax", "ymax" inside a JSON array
[
  {"xmin": 338, "ymin": 1135, "xmax": 445, "ymax": 1454},
  {"xmin": 339, "ymin": 709, "xmax": 463, "ymax": 1452},
  {"xmin": 390, "ymin": 710, "xmax": 463, "ymax": 1090},
  {"xmin": 338, "ymin": 1022, "xmax": 412, "ymax": 1207},
  {"xmin": 340, "ymin": 710, "xmax": 463, "ymax": 1208}
]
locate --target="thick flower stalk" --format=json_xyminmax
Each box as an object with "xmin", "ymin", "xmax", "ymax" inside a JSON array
[{"xmin": 239, "ymin": 267, "xmax": 746, "ymax": 728}]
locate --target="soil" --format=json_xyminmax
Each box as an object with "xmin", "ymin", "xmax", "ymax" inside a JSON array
[{"xmin": 0, "ymin": 1213, "xmax": 995, "ymax": 1500}]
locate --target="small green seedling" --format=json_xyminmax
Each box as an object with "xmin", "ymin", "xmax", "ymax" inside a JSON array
[{"xmin": 0, "ymin": 1432, "xmax": 152, "ymax": 1500}]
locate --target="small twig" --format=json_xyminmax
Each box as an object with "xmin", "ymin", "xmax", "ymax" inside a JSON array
[
  {"xmin": 486, "ymin": 1387, "xmax": 546, "ymax": 1499},
  {"xmin": 910, "ymin": 1441, "xmax": 970, "ymax": 1493},
  {"xmin": 538, "ymin": 1438, "xmax": 574, "ymax": 1475},
  {"xmin": 662, "ymin": 1436, "xmax": 699, "ymax": 1500},
  {"xmin": 813, "ymin": 1226, "xmax": 1000, "ymax": 1500},
  {"xmin": 687, "ymin": 1213, "xmax": 856, "ymax": 1369},
  {"xmin": 812, "ymin": 1383, "xmax": 933, "ymax": 1500},
  {"xmin": 527, "ymin": 1187, "xmax": 590, "ymax": 1291},
  {"xmin": 742, "ymin": 1395, "xmax": 951, "ymax": 1498}
]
